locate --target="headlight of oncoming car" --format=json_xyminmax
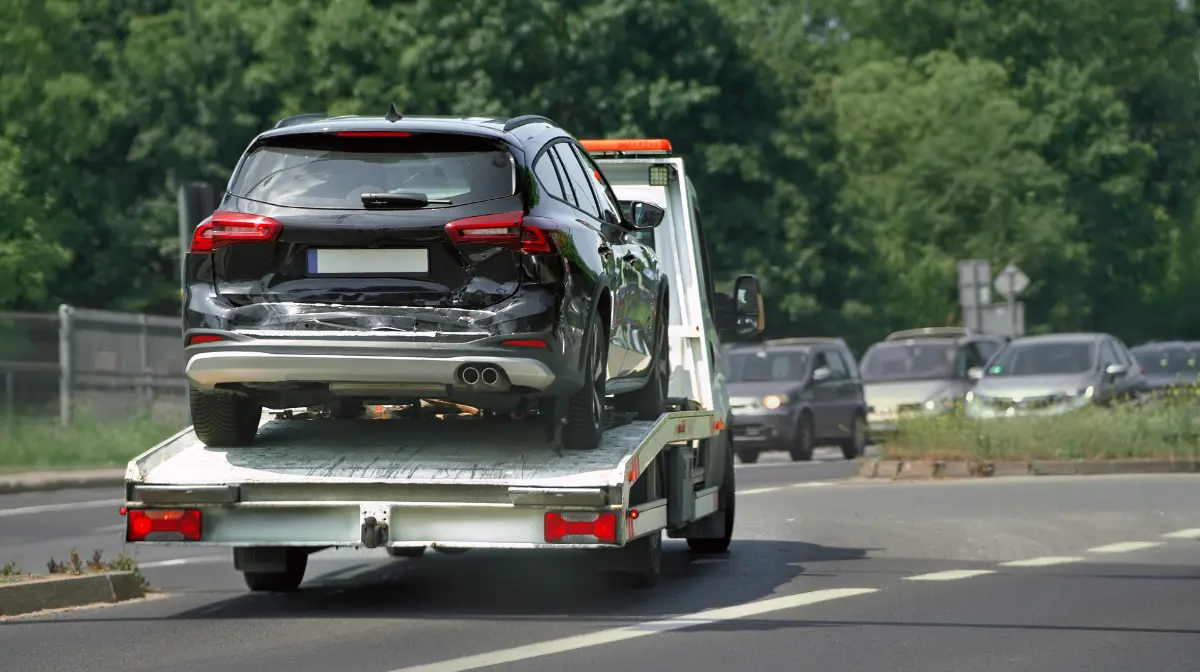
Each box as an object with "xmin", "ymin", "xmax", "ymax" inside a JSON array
[{"xmin": 762, "ymin": 394, "xmax": 790, "ymax": 410}]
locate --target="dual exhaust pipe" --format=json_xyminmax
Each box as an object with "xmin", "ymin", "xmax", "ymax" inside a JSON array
[{"xmin": 458, "ymin": 364, "xmax": 509, "ymax": 390}]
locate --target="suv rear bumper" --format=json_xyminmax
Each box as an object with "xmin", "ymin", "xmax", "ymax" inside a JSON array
[{"xmin": 184, "ymin": 331, "xmax": 580, "ymax": 394}]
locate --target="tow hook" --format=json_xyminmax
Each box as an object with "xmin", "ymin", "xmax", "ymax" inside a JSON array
[{"xmin": 360, "ymin": 515, "xmax": 389, "ymax": 548}]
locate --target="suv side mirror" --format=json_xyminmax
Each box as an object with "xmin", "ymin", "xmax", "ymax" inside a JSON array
[
  {"xmin": 967, "ymin": 366, "xmax": 984, "ymax": 381},
  {"xmin": 812, "ymin": 366, "xmax": 832, "ymax": 383},
  {"xmin": 623, "ymin": 201, "xmax": 665, "ymax": 230},
  {"xmin": 1105, "ymin": 363, "xmax": 1127, "ymax": 378},
  {"xmin": 716, "ymin": 274, "xmax": 766, "ymax": 343}
]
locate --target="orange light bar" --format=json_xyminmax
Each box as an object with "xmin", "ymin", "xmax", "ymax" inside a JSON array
[{"xmin": 579, "ymin": 138, "xmax": 672, "ymax": 154}]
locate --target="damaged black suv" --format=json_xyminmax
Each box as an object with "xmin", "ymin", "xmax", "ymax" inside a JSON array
[{"xmin": 183, "ymin": 109, "xmax": 671, "ymax": 451}]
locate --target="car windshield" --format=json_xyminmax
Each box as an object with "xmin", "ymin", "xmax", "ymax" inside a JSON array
[
  {"xmin": 859, "ymin": 341, "xmax": 956, "ymax": 381},
  {"xmin": 986, "ymin": 341, "xmax": 1095, "ymax": 376},
  {"xmin": 229, "ymin": 133, "xmax": 515, "ymax": 209},
  {"xmin": 1132, "ymin": 346, "xmax": 1200, "ymax": 376},
  {"xmin": 725, "ymin": 350, "xmax": 809, "ymax": 383}
]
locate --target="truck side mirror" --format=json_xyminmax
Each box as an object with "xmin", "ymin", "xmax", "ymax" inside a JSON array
[{"xmin": 716, "ymin": 274, "xmax": 765, "ymax": 342}]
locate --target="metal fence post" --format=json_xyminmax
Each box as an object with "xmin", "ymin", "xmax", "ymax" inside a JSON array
[
  {"xmin": 58, "ymin": 304, "xmax": 74, "ymax": 425},
  {"xmin": 4, "ymin": 370, "xmax": 12, "ymax": 432},
  {"xmin": 138, "ymin": 313, "xmax": 150, "ymax": 404}
]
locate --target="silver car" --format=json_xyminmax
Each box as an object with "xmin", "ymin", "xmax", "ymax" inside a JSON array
[
  {"xmin": 860, "ymin": 327, "xmax": 1004, "ymax": 436},
  {"xmin": 965, "ymin": 332, "xmax": 1147, "ymax": 419}
]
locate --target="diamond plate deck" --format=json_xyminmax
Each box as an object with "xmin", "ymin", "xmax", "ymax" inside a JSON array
[{"xmin": 134, "ymin": 416, "xmax": 662, "ymax": 489}]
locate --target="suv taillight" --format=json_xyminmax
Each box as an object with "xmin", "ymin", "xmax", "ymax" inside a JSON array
[
  {"xmin": 190, "ymin": 211, "xmax": 283, "ymax": 254},
  {"xmin": 444, "ymin": 211, "xmax": 554, "ymax": 255}
]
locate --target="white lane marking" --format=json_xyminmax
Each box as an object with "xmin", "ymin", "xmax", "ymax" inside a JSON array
[
  {"xmin": 792, "ymin": 481, "xmax": 834, "ymax": 488},
  {"xmin": 904, "ymin": 569, "xmax": 996, "ymax": 582},
  {"xmin": 95, "ymin": 524, "xmax": 126, "ymax": 533},
  {"xmin": 1086, "ymin": 541, "xmax": 1164, "ymax": 554},
  {"xmin": 737, "ymin": 486, "xmax": 783, "ymax": 495},
  {"xmin": 0, "ymin": 498, "xmax": 123, "ymax": 518},
  {"xmin": 999, "ymin": 556, "xmax": 1085, "ymax": 568},
  {"xmin": 140, "ymin": 555, "xmax": 227, "ymax": 569},
  {"xmin": 388, "ymin": 588, "xmax": 878, "ymax": 672},
  {"xmin": 1161, "ymin": 528, "xmax": 1200, "ymax": 539}
]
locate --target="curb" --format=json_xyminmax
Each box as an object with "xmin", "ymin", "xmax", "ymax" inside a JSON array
[
  {"xmin": 0, "ymin": 571, "xmax": 145, "ymax": 617},
  {"xmin": 0, "ymin": 469, "xmax": 125, "ymax": 495},
  {"xmin": 855, "ymin": 458, "xmax": 1200, "ymax": 481}
]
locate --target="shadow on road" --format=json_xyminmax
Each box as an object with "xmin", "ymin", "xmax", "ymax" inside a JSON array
[{"xmin": 7, "ymin": 539, "xmax": 874, "ymax": 625}]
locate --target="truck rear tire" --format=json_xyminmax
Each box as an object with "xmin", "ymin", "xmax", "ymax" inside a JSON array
[
  {"xmin": 688, "ymin": 438, "xmax": 735, "ymax": 554},
  {"xmin": 562, "ymin": 316, "xmax": 607, "ymax": 451},
  {"xmin": 190, "ymin": 389, "xmax": 262, "ymax": 447},
  {"xmin": 242, "ymin": 549, "xmax": 307, "ymax": 592}
]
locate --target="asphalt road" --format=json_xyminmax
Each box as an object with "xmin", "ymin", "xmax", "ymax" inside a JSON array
[{"xmin": 2, "ymin": 461, "xmax": 1198, "ymax": 671}]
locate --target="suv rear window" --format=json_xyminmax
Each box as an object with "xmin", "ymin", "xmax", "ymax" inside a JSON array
[{"xmin": 228, "ymin": 133, "xmax": 516, "ymax": 209}]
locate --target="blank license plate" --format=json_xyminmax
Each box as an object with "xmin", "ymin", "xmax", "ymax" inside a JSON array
[{"xmin": 307, "ymin": 248, "xmax": 428, "ymax": 275}]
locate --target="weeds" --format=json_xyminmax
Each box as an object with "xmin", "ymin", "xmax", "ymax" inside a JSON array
[
  {"xmin": 43, "ymin": 548, "xmax": 148, "ymax": 588},
  {"xmin": 1, "ymin": 560, "xmax": 19, "ymax": 576},
  {"xmin": 1, "ymin": 409, "xmax": 180, "ymax": 472}
]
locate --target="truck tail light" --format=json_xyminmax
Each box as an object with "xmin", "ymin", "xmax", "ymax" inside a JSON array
[
  {"xmin": 188, "ymin": 334, "xmax": 225, "ymax": 346},
  {"xmin": 127, "ymin": 509, "xmax": 202, "ymax": 542},
  {"xmin": 445, "ymin": 211, "xmax": 554, "ymax": 256},
  {"xmin": 544, "ymin": 511, "xmax": 617, "ymax": 544},
  {"xmin": 190, "ymin": 211, "xmax": 282, "ymax": 253}
]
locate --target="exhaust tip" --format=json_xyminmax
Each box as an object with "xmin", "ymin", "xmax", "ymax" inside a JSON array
[
  {"xmin": 460, "ymin": 366, "xmax": 480, "ymax": 386},
  {"xmin": 481, "ymin": 366, "xmax": 500, "ymax": 386}
]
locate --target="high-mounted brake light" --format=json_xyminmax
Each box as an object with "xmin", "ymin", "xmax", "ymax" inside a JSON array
[
  {"xmin": 544, "ymin": 511, "xmax": 617, "ymax": 544},
  {"xmin": 444, "ymin": 211, "xmax": 553, "ymax": 255},
  {"xmin": 188, "ymin": 334, "xmax": 225, "ymax": 346},
  {"xmin": 126, "ymin": 509, "xmax": 202, "ymax": 542},
  {"xmin": 579, "ymin": 138, "xmax": 672, "ymax": 155},
  {"xmin": 191, "ymin": 212, "xmax": 282, "ymax": 254},
  {"xmin": 337, "ymin": 131, "xmax": 412, "ymax": 137}
]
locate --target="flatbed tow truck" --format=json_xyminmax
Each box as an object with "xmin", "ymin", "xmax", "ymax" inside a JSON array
[{"xmin": 122, "ymin": 138, "xmax": 765, "ymax": 591}]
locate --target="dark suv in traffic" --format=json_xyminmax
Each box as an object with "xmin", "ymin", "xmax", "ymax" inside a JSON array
[
  {"xmin": 182, "ymin": 109, "xmax": 690, "ymax": 451},
  {"xmin": 725, "ymin": 337, "xmax": 868, "ymax": 463}
]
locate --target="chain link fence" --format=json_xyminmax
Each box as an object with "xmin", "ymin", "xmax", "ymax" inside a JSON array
[{"xmin": 0, "ymin": 305, "xmax": 188, "ymax": 427}]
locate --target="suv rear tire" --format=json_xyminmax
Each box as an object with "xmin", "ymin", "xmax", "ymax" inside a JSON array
[
  {"xmin": 190, "ymin": 389, "xmax": 262, "ymax": 447},
  {"xmin": 840, "ymin": 412, "xmax": 866, "ymax": 459},
  {"xmin": 562, "ymin": 316, "xmax": 607, "ymax": 451},
  {"xmin": 789, "ymin": 412, "xmax": 815, "ymax": 462}
]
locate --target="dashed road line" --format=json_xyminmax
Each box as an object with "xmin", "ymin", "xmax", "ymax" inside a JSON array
[
  {"xmin": 1085, "ymin": 541, "xmax": 1164, "ymax": 554},
  {"xmin": 904, "ymin": 569, "xmax": 996, "ymax": 582},
  {"xmin": 388, "ymin": 588, "xmax": 879, "ymax": 672},
  {"xmin": 737, "ymin": 486, "xmax": 783, "ymax": 495},
  {"xmin": 999, "ymin": 556, "xmax": 1085, "ymax": 568},
  {"xmin": 1161, "ymin": 528, "xmax": 1200, "ymax": 539}
]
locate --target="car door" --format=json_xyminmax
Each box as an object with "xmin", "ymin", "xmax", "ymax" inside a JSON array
[
  {"xmin": 826, "ymin": 350, "xmax": 857, "ymax": 436},
  {"xmin": 1110, "ymin": 337, "xmax": 1144, "ymax": 397},
  {"xmin": 551, "ymin": 142, "xmax": 631, "ymax": 379},
  {"xmin": 808, "ymin": 350, "xmax": 841, "ymax": 438},
  {"xmin": 575, "ymin": 144, "xmax": 656, "ymax": 377}
]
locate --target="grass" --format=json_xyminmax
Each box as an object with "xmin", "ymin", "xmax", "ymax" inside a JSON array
[
  {"xmin": 0, "ymin": 549, "xmax": 149, "ymax": 588},
  {"xmin": 0, "ymin": 410, "xmax": 182, "ymax": 472},
  {"xmin": 880, "ymin": 388, "xmax": 1200, "ymax": 463}
]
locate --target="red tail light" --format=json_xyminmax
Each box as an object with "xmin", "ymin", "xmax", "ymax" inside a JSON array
[
  {"xmin": 544, "ymin": 511, "xmax": 617, "ymax": 544},
  {"xmin": 445, "ymin": 211, "xmax": 554, "ymax": 256},
  {"xmin": 127, "ymin": 509, "xmax": 202, "ymax": 542},
  {"xmin": 501, "ymin": 339, "xmax": 548, "ymax": 348},
  {"xmin": 191, "ymin": 211, "xmax": 282, "ymax": 253},
  {"xmin": 188, "ymin": 334, "xmax": 225, "ymax": 346}
]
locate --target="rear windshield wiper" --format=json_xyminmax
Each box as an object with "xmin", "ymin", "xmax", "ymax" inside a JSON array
[{"xmin": 360, "ymin": 192, "xmax": 452, "ymax": 209}]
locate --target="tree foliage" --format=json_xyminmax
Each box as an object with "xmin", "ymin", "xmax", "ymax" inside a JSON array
[{"xmin": 1, "ymin": 0, "xmax": 1198, "ymax": 351}]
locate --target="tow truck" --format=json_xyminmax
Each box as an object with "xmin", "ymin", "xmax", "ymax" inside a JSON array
[{"xmin": 121, "ymin": 138, "xmax": 765, "ymax": 591}]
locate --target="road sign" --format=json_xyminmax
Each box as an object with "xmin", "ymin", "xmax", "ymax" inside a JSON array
[
  {"xmin": 957, "ymin": 259, "xmax": 991, "ymax": 333},
  {"xmin": 994, "ymin": 263, "xmax": 1029, "ymax": 300},
  {"xmin": 982, "ymin": 302, "xmax": 1024, "ymax": 339}
]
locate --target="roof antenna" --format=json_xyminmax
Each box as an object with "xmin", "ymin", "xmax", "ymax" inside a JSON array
[{"xmin": 384, "ymin": 103, "xmax": 402, "ymax": 123}]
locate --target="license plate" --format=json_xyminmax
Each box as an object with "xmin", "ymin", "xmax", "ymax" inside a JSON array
[{"xmin": 307, "ymin": 248, "xmax": 428, "ymax": 275}]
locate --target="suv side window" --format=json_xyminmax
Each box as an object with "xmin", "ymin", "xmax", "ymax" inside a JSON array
[
  {"xmin": 690, "ymin": 196, "xmax": 718, "ymax": 318},
  {"xmin": 553, "ymin": 144, "xmax": 600, "ymax": 218},
  {"xmin": 532, "ymin": 151, "xmax": 565, "ymax": 201},
  {"xmin": 976, "ymin": 339, "xmax": 1002, "ymax": 362},
  {"xmin": 1112, "ymin": 339, "xmax": 1134, "ymax": 368},
  {"xmin": 573, "ymin": 145, "xmax": 623, "ymax": 226}
]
